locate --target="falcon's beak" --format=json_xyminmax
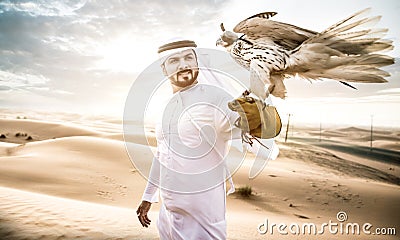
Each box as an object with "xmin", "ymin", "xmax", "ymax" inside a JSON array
[
  {"xmin": 216, "ymin": 38, "xmax": 228, "ymax": 47},
  {"xmin": 216, "ymin": 38, "xmax": 223, "ymax": 47},
  {"xmin": 215, "ymin": 38, "xmax": 223, "ymax": 47}
]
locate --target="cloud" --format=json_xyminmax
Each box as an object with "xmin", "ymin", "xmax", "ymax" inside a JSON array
[
  {"xmin": 0, "ymin": 70, "xmax": 49, "ymax": 89},
  {"xmin": 0, "ymin": 0, "xmax": 231, "ymax": 70},
  {"xmin": 0, "ymin": 85, "xmax": 11, "ymax": 91},
  {"xmin": 0, "ymin": 0, "xmax": 233, "ymax": 96},
  {"xmin": 0, "ymin": 0, "xmax": 87, "ymax": 17}
]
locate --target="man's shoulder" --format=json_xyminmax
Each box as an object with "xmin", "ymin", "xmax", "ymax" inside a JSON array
[{"xmin": 194, "ymin": 84, "xmax": 234, "ymax": 102}]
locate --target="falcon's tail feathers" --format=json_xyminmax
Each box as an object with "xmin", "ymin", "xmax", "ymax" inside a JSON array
[
  {"xmin": 293, "ymin": 50, "xmax": 393, "ymax": 83},
  {"xmin": 296, "ymin": 64, "xmax": 390, "ymax": 83}
]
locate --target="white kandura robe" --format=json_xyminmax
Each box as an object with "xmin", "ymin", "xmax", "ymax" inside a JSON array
[{"xmin": 142, "ymin": 84, "xmax": 278, "ymax": 240}]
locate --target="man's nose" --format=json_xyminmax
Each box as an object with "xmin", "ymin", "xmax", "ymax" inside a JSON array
[{"xmin": 178, "ymin": 58, "xmax": 189, "ymax": 70}]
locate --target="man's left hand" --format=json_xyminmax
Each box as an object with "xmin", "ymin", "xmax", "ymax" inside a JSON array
[{"xmin": 136, "ymin": 200, "xmax": 152, "ymax": 227}]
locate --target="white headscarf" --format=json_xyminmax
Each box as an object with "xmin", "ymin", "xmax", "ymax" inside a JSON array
[{"xmin": 158, "ymin": 37, "xmax": 197, "ymax": 65}]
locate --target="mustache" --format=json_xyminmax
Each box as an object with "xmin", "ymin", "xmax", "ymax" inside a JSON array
[
  {"xmin": 177, "ymin": 69, "xmax": 194, "ymax": 75},
  {"xmin": 176, "ymin": 69, "xmax": 197, "ymax": 80}
]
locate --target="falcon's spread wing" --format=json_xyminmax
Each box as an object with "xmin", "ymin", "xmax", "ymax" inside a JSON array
[
  {"xmin": 297, "ymin": 8, "xmax": 392, "ymax": 55},
  {"xmin": 289, "ymin": 8, "xmax": 394, "ymax": 83},
  {"xmin": 234, "ymin": 12, "xmax": 317, "ymax": 50}
]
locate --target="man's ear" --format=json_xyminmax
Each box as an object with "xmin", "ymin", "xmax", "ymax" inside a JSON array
[{"xmin": 161, "ymin": 64, "xmax": 167, "ymax": 76}]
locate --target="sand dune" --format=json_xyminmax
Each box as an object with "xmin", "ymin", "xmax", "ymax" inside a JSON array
[
  {"xmin": 0, "ymin": 115, "xmax": 399, "ymax": 239},
  {"xmin": 0, "ymin": 136, "xmax": 154, "ymax": 208},
  {"xmin": 279, "ymin": 141, "xmax": 400, "ymax": 185},
  {"xmin": 305, "ymin": 126, "xmax": 400, "ymax": 151},
  {"xmin": 0, "ymin": 186, "xmax": 159, "ymax": 240},
  {"xmin": 0, "ymin": 118, "xmax": 101, "ymax": 144}
]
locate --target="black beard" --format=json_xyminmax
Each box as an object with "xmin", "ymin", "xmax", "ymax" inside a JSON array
[{"xmin": 172, "ymin": 69, "xmax": 198, "ymax": 88}]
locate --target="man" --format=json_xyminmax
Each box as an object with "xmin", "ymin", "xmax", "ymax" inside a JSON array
[{"xmin": 136, "ymin": 39, "xmax": 278, "ymax": 239}]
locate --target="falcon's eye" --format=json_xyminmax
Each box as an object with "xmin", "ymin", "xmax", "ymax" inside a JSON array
[{"xmin": 245, "ymin": 97, "xmax": 255, "ymax": 103}]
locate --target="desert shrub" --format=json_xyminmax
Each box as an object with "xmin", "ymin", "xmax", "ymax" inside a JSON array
[{"xmin": 237, "ymin": 185, "xmax": 252, "ymax": 198}]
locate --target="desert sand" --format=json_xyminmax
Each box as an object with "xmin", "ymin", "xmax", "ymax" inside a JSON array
[{"xmin": 0, "ymin": 109, "xmax": 399, "ymax": 239}]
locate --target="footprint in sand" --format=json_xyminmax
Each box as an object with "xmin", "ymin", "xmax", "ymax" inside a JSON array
[
  {"xmin": 87, "ymin": 171, "xmax": 129, "ymax": 201},
  {"xmin": 101, "ymin": 175, "xmax": 128, "ymax": 197},
  {"xmin": 305, "ymin": 178, "xmax": 364, "ymax": 208},
  {"xmin": 96, "ymin": 190, "xmax": 114, "ymax": 201}
]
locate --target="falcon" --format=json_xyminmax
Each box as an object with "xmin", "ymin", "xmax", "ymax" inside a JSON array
[{"xmin": 216, "ymin": 8, "xmax": 394, "ymax": 100}]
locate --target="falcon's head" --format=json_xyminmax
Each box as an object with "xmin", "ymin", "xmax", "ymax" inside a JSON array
[{"xmin": 216, "ymin": 23, "xmax": 238, "ymax": 48}]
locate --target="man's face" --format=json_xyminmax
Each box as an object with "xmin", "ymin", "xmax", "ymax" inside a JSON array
[{"xmin": 162, "ymin": 49, "xmax": 199, "ymax": 88}]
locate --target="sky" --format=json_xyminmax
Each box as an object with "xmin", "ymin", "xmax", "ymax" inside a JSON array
[{"xmin": 0, "ymin": 0, "xmax": 399, "ymax": 128}]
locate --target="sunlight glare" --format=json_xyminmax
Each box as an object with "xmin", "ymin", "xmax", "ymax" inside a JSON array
[{"xmin": 96, "ymin": 35, "xmax": 156, "ymax": 73}]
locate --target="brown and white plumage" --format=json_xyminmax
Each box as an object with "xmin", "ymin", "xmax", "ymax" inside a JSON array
[{"xmin": 216, "ymin": 8, "xmax": 394, "ymax": 100}]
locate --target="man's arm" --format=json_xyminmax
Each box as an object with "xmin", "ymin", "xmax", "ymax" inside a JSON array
[{"xmin": 136, "ymin": 156, "xmax": 160, "ymax": 227}]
